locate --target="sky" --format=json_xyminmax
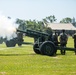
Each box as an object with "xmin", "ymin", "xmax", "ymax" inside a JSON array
[{"xmin": 0, "ymin": 0, "xmax": 76, "ymax": 22}]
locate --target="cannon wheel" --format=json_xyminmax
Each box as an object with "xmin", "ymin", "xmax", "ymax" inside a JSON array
[
  {"xmin": 18, "ymin": 43, "xmax": 22, "ymax": 46},
  {"xmin": 5, "ymin": 39, "xmax": 16, "ymax": 47},
  {"xmin": 40, "ymin": 41, "xmax": 56, "ymax": 56},
  {"xmin": 33, "ymin": 43, "xmax": 41, "ymax": 54}
]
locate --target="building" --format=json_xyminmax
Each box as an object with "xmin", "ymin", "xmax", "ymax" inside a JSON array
[{"xmin": 47, "ymin": 23, "xmax": 76, "ymax": 35}]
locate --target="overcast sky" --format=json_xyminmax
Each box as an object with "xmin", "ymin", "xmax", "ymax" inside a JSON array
[{"xmin": 0, "ymin": 0, "xmax": 76, "ymax": 22}]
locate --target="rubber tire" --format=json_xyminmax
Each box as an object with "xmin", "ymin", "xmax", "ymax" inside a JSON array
[
  {"xmin": 40, "ymin": 41, "xmax": 56, "ymax": 56},
  {"xmin": 33, "ymin": 43, "xmax": 41, "ymax": 54},
  {"xmin": 5, "ymin": 39, "xmax": 16, "ymax": 47},
  {"xmin": 18, "ymin": 43, "xmax": 22, "ymax": 46}
]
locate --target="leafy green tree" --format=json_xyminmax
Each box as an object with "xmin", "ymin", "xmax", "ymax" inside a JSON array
[
  {"xmin": 16, "ymin": 18, "xmax": 52, "ymax": 33},
  {"xmin": 46, "ymin": 15, "xmax": 57, "ymax": 23},
  {"xmin": 42, "ymin": 15, "xmax": 57, "ymax": 27},
  {"xmin": 60, "ymin": 17, "xmax": 72, "ymax": 23},
  {"xmin": 25, "ymin": 19, "xmax": 37, "ymax": 30},
  {"xmin": 25, "ymin": 20, "xmax": 45, "ymax": 32},
  {"xmin": 16, "ymin": 18, "xmax": 26, "ymax": 30},
  {"xmin": 42, "ymin": 19, "xmax": 48, "ymax": 27}
]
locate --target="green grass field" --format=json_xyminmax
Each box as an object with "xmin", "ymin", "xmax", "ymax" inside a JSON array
[{"xmin": 0, "ymin": 37, "xmax": 76, "ymax": 75}]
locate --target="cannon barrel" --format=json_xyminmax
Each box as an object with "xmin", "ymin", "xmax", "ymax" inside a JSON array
[{"xmin": 17, "ymin": 29, "xmax": 49, "ymax": 38}]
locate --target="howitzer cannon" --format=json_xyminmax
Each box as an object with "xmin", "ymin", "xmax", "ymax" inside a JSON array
[
  {"xmin": 0, "ymin": 29, "xmax": 76, "ymax": 56},
  {"xmin": 17, "ymin": 29, "xmax": 76, "ymax": 56}
]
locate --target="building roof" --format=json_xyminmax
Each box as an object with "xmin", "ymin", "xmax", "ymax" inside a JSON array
[{"xmin": 47, "ymin": 23, "xmax": 76, "ymax": 30}]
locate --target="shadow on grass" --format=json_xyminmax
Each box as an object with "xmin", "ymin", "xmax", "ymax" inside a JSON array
[
  {"xmin": 0, "ymin": 53, "xmax": 65, "ymax": 57},
  {"xmin": 0, "ymin": 53, "xmax": 36, "ymax": 56}
]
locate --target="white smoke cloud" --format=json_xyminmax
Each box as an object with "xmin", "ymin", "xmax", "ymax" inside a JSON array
[{"xmin": 0, "ymin": 14, "xmax": 19, "ymax": 40}]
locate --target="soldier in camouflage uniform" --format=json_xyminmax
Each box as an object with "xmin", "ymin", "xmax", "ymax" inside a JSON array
[
  {"xmin": 59, "ymin": 30, "xmax": 68, "ymax": 55},
  {"xmin": 72, "ymin": 31, "xmax": 76, "ymax": 55},
  {"xmin": 52, "ymin": 31, "xmax": 58, "ymax": 54},
  {"xmin": 53, "ymin": 31, "xmax": 58, "ymax": 46}
]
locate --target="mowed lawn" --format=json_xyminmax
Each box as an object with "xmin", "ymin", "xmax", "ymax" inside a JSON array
[{"xmin": 0, "ymin": 37, "xmax": 76, "ymax": 75}]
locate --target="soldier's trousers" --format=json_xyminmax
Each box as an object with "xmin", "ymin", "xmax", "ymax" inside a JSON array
[
  {"xmin": 74, "ymin": 44, "xmax": 76, "ymax": 55},
  {"xmin": 60, "ymin": 44, "xmax": 66, "ymax": 55}
]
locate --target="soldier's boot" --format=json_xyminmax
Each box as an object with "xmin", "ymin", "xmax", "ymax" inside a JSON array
[{"xmin": 61, "ymin": 50, "xmax": 63, "ymax": 55}]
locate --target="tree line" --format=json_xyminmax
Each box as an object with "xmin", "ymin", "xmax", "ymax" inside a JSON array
[{"xmin": 15, "ymin": 15, "xmax": 76, "ymax": 34}]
